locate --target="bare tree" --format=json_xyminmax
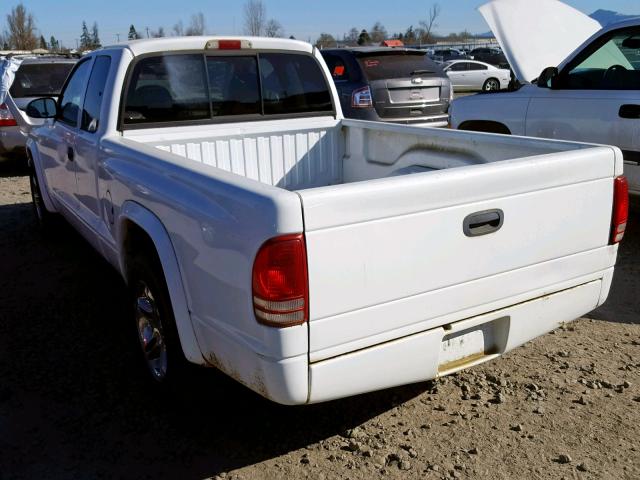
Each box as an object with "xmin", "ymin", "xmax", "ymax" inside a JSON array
[
  {"xmin": 315, "ymin": 33, "xmax": 336, "ymax": 49},
  {"xmin": 343, "ymin": 27, "xmax": 359, "ymax": 46},
  {"xmin": 185, "ymin": 13, "xmax": 206, "ymax": 36},
  {"xmin": 6, "ymin": 3, "xmax": 37, "ymax": 50},
  {"xmin": 243, "ymin": 0, "xmax": 266, "ymax": 36},
  {"xmin": 151, "ymin": 27, "xmax": 166, "ymax": 38},
  {"xmin": 419, "ymin": 3, "xmax": 441, "ymax": 44},
  {"xmin": 173, "ymin": 20, "xmax": 184, "ymax": 36},
  {"xmin": 369, "ymin": 22, "xmax": 387, "ymax": 44},
  {"xmin": 265, "ymin": 19, "xmax": 283, "ymax": 38}
]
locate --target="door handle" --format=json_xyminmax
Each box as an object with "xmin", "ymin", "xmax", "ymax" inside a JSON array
[
  {"xmin": 464, "ymin": 209, "xmax": 504, "ymax": 237},
  {"xmin": 619, "ymin": 104, "xmax": 640, "ymax": 119},
  {"xmin": 67, "ymin": 146, "xmax": 75, "ymax": 162}
]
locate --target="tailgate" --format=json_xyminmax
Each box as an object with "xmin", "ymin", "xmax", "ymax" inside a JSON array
[{"xmin": 298, "ymin": 147, "xmax": 618, "ymax": 361}]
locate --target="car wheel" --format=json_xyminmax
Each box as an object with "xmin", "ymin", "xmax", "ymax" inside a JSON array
[
  {"xmin": 483, "ymin": 78, "xmax": 500, "ymax": 92},
  {"xmin": 128, "ymin": 255, "xmax": 189, "ymax": 387}
]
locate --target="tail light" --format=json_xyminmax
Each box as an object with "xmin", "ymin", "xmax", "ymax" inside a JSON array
[
  {"xmin": 610, "ymin": 175, "xmax": 628, "ymax": 244},
  {"xmin": 351, "ymin": 86, "xmax": 373, "ymax": 108},
  {"xmin": 252, "ymin": 234, "xmax": 308, "ymax": 328},
  {"xmin": 0, "ymin": 103, "xmax": 17, "ymax": 127}
]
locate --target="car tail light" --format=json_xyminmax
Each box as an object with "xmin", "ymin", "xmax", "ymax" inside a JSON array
[
  {"xmin": 611, "ymin": 176, "xmax": 628, "ymax": 244},
  {"xmin": 0, "ymin": 103, "xmax": 17, "ymax": 127},
  {"xmin": 351, "ymin": 86, "xmax": 373, "ymax": 108},
  {"xmin": 205, "ymin": 39, "xmax": 252, "ymax": 50},
  {"xmin": 252, "ymin": 234, "xmax": 308, "ymax": 327}
]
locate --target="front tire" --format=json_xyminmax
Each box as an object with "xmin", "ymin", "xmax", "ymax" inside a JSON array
[
  {"xmin": 482, "ymin": 78, "xmax": 501, "ymax": 92},
  {"xmin": 128, "ymin": 255, "xmax": 188, "ymax": 387},
  {"xmin": 28, "ymin": 161, "xmax": 56, "ymax": 228}
]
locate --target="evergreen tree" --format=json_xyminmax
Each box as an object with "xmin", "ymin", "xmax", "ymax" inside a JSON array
[
  {"xmin": 91, "ymin": 22, "xmax": 101, "ymax": 48},
  {"xmin": 128, "ymin": 25, "xmax": 140, "ymax": 40},
  {"xmin": 357, "ymin": 29, "xmax": 371, "ymax": 46},
  {"xmin": 39, "ymin": 35, "xmax": 47, "ymax": 49},
  {"xmin": 50, "ymin": 35, "xmax": 58, "ymax": 51},
  {"xmin": 80, "ymin": 21, "xmax": 92, "ymax": 49}
]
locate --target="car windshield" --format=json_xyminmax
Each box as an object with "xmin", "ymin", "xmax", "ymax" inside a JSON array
[
  {"xmin": 10, "ymin": 62, "xmax": 75, "ymax": 98},
  {"xmin": 355, "ymin": 51, "xmax": 441, "ymax": 80}
]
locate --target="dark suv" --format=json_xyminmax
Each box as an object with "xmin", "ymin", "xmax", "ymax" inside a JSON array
[
  {"xmin": 469, "ymin": 48, "xmax": 508, "ymax": 68},
  {"xmin": 321, "ymin": 48, "xmax": 451, "ymax": 127}
]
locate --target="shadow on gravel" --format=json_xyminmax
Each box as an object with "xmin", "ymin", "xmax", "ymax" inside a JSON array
[
  {"xmin": 0, "ymin": 158, "xmax": 28, "ymax": 178},
  {"xmin": 590, "ymin": 195, "xmax": 640, "ymax": 325},
  {"xmin": 0, "ymin": 200, "xmax": 424, "ymax": 480}
]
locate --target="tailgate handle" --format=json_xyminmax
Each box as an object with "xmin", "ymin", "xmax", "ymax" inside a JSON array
[
  {"xmin": 464, "ymin": 209, "xmax": 504, "ymax": 237},
  {"xmin": 619, "ymin": 104, "xmax": 640, "ymax": 119}
]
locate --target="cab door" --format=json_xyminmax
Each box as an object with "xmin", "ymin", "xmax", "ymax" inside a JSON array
[
  {"xmin": 525, "ymin": 26, "xmax": 640, "ymax": 192},
  {"xmin": 39, "ymin": 59, "xmax": 93, "ymax": 209},
  {"xmin": 74, "ymin": 56, "xmax": 112, "ymax": 230}
]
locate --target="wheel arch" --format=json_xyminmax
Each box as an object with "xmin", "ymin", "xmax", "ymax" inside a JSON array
[
  {"xmin": 458, "ymin": 120, "xmax": 512, "ymax": 135},
  {"xmin": 118, "ymin": 201, "xmax": 205, "ymax": 365},
  {"xmin": 25, "ymin": 145, "xmax": 57, "ymax": 213}
]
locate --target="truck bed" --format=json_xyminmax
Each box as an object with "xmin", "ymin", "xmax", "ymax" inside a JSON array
[{"xmin": 122, "ymin": 117, "xmax": 596, "ymax": 191}]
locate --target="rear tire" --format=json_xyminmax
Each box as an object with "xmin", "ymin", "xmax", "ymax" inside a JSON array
[
  {"xmin": 127, "ymin": 254, "xmax": 189, "ymax": 388},
  {"xmin": 482, "ymin": 78, "xmax": 500, "ymax": 92}
]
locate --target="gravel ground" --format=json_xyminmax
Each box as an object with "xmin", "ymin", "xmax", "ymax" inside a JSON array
[{"xmin": 1, "ymin": 162, "xmax": 639, "ymax": 480}]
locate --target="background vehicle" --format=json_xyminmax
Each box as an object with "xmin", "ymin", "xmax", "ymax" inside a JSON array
[
  {"xmin": 321, "ymin": 47, "xmax": 451, "ymax": 127},
  {"xmin": 443, "ymin": 60, "xmax": 510, "ymax": 91},
  {"xmin": 430, "ymin": 48, "xmax": 467, "ymax": 63},
  {"xmin": 0, "ymin": 56, "xmax": 76, "ymax": 161},
  {"xmin": 469, "ymin": 47, "xmax": 508, "ymax": 68},
  {"xmin": 451, "ymin": 0, "xmax": 640, "ymax": 194},
  {"xmin": 23, "ymin": 37, "xmax": 625, "ymax": 405}
]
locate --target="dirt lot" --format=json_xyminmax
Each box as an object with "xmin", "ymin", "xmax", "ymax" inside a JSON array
[{"xmin": 1, "ymin": 163, "xmax": 639, "ymax": 480}]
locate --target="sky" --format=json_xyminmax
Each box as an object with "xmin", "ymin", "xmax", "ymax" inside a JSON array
[{"xmin": 1, "ymin": 0, "xmax": 639, "ymax": 48}]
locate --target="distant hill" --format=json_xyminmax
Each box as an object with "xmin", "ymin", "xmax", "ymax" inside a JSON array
[{"xmin": 589, "ymin": 9, "xmax": 638, "ymax": 26}]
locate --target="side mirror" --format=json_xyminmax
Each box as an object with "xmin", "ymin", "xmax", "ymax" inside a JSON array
[
  {"xmin": 536, "ymin": 67, "xmax": 559, "ymax": 88},
  {"xmin": 26, "ymin": 97, "xmax": 58, "ymax": 119}
]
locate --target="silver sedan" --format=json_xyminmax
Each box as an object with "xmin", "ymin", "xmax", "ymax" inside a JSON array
[{"xmin": 443, "ymin": 60, "xmax": 511, "ymax": 92}]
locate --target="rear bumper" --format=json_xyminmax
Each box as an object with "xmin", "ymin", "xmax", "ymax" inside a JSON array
[
  {"xmin": 194, "ymin": 269, "xmax": 611, "ymax": 405},
  {"xmin": 308, "ymin": 278, "xmax": 603, "ymax": 403},
  {"xmin": 0, "ymin": 126, "xmax": 27, "ymax": 161}
]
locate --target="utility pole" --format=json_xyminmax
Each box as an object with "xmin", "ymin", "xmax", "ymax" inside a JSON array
[
  {"xmin": 115, "ymin": 33, "xmax": 120, "ymax": 43},
  {"xmin": 75, "ymin": 38, "xmax": 79, "ymax": 49},
  {"xmin": 146, "ymin": 27, "xmax": 150, "ymax": 38}
]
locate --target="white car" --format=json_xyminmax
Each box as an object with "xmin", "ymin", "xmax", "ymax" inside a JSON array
[
  {"xmin": 19, "ymin": 36, "xmax": 626, "ymax": 405},
  {"xmin": 450, "ymin": 0, "xmax": 640, "ymax": 194},
  {"xmin": 443, "ymin": 60, "xmax": 510, "ymax": 91}
]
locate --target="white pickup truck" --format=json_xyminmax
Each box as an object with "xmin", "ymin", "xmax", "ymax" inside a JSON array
[{"xmin": 23, "ymin": 37, "xmax": 627, "ymax": 405}]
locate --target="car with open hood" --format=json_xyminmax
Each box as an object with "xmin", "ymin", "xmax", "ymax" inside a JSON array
[{"xmin": 450, "ymin": 0, "xmax": 640, "ymax": 194}]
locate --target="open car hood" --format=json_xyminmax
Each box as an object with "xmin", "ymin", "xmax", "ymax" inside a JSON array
[{"xmin": 479, "ymin": 0, "xmax": 602, "ymax": 82}]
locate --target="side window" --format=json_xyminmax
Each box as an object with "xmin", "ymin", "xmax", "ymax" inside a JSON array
[
  {"xmin": 449, "ymin": 63, "xmax": 468, "ymax": 72},
  {"xmin": 468, "ymin": 63, "xmax": 488, "ymax": 71},
  {"xmin": 81, "ymin": 56, "xmax": 111, "ymax": 133},
  {"xmin": 259, "ymin": 53, "xmax": 333, "ymax": 115},
  {"xmin": 206, "ymin": 56, "xmax": 260, "ymax": 116},
  {"xmin": 322, "ymin": 54, "xmax": 348, "ymax": 81},
  {"xmin": 123, "ymin": 54, "xmax": 210, "ymax": 124},
  {"xmin": 563, "ymin": 28, "xmax": 640, "ymax": 90},
  {"xmin": 58, "ymin": 60, "xmax": 92, "ymax": 127}
]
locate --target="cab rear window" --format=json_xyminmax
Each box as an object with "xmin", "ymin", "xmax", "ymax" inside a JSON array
[
  {"xmin": 356, "ymin": 51, "xmax": 442, "ymax": 81},
  {"xmin": 123, "ymin": 52, "xmax": 333, "ymax": 127}
]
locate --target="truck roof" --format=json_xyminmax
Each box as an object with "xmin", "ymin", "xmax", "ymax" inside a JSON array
[{"xmin": 101, "ymin": 36, "xmax": 314, "ymax": 57}]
